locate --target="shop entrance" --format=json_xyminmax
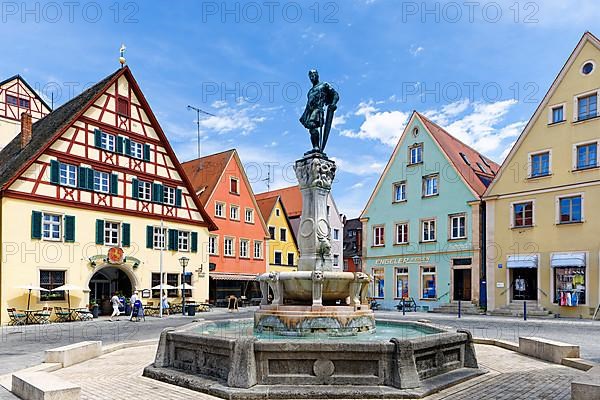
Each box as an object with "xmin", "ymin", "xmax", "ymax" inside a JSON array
[
  {"xmin": 453, "ymin": 269, "xmax": 471, "ymax": 301},
  {"xmin": 511, "ymin": 268, "xmax": 537, "ymax": 301},
  {"xmin": 89, "ymin": 267, "xmax": 133, "ymax": 314}
]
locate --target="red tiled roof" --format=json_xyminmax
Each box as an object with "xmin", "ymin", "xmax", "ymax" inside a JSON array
[
  {"xmin": 255, "ymin": 185, "xmax": 302, "ymax": 217},
  {"xmin": 181, "ymin": 149, "xmax": 235, "ymax": 205},
  {"xmin": 255, "ymin": 196, "xmax": 279, "ymax": 222},
  {"xmin": 416, "ymin": 112, "xmax": 500, "ymax": 196}
]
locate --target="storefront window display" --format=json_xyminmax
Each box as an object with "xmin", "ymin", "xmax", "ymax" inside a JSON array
[
  {"xmin": 421, "ymin": 266, "xmax": 436, "ymax": 299},
  {"xmin": 373, "ymin": 268, "xmax": 385, "ymax": 298},
  {"xmin": 554, "ymin": 267, "xmax": 586, "ymax": 306},
  {"xmin": 395, "ymin": 267, "xmax": 409, "ymax": 298}
]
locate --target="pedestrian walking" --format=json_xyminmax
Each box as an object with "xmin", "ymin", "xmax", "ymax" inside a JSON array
[
  {"xmin": 129, "ymin": 291, "xmax": 139, "ymax": 321},
  {"xmin": 109, "ymin": 292, "xmax": 122, "ymax": 321}
]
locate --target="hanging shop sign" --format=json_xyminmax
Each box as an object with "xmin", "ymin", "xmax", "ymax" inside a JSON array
[{"xmin": 88, "ymin": 252, "xmax": 141, "ymax": 269}]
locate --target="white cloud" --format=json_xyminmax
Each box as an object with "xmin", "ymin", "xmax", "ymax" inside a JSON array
[
  {"xmin": 340, "ymin": 101, "xmax": 410, "ymax": 147},
  {"xmin": 331, "ymin": 156, "xmax": 386, "ymax": 176},
  {"xmin": 199, "ymin": 104, "xmax": 266, "ymax": 135},
  {"xmin": 409, "ymin": 44, "xmax": 424, "ymax": 57}
]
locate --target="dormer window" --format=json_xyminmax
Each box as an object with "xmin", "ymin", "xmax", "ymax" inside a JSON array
[
  {"xmin": 459, "ymin": 152, "xmax": 470, "ymax": 165},
  {"xmin": 476, "ymin": 162, "xmax": 486, "ymax": 173},
  {"xmin": 479, "ymin": 155, "xmax": 491, "ymax": 168}
]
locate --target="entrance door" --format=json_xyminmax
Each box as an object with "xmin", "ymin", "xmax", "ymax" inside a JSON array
[
  {"xmin": 453, "ymin": 269, "xmax": 471, "ymax": 301},
  {"xmin": 511, "ymin": 268, "xmax": 537, "ymax": 301},
  {"xmin": 89, "ymin": 267, "xmax": 133, "ymax": 314}
]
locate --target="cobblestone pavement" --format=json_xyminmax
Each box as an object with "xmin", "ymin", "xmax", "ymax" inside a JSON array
[{"xmin": 52, "ymin": 343, "xmax": 587, "ymax": 400}]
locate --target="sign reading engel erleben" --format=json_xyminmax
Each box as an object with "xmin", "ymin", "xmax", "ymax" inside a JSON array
[{"xmin": 374, "ymin": 257, "xmax": 431, "ymax": 265}]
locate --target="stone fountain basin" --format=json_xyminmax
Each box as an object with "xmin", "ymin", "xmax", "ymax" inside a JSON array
[{"xmin": 261, "ymin": 270, "xmax": 356, "ymax": 302}]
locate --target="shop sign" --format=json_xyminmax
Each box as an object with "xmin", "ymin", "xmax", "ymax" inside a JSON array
[
  {"xmin": 108, "ymin": 247, "xmax": 124, "ymax": 264},
  {"xmin": 374, "ymin": 256, "xmax": 430, "ymax": 265}
]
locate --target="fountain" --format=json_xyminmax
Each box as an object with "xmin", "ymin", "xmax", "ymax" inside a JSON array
[{"xmin": 143, "ymin": 70, "xmax": 483, "ymax": 399}]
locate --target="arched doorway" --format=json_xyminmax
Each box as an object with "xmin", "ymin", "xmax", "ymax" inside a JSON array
[{"xmin": 89, "ymin": 267, "xmax": 133, "ymax": 315}]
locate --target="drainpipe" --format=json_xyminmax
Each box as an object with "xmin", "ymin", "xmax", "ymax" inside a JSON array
[{"xmin": 480, "ymin": 201, "xmax": 487, "ymax": 310}]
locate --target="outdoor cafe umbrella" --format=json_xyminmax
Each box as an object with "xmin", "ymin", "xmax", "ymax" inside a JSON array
[
  {"xmin": 17, "ymin": 285, "xmax": 49, "ymax": 310},
  {"xmin": 176, "ymin": 283, "xmax": 196, "ymax": 290},
  {"xmin": 51, "ymin": 284, "xmax": 86, "ymax": 311},
  {"xmin": 151, "ymin": 284, "xmax": 178, "ymax": 290}
]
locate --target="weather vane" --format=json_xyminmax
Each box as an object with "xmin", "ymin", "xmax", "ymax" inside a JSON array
[{"xmin": 119, "ymin": 44, "xmax": 126, "ymax": 67}]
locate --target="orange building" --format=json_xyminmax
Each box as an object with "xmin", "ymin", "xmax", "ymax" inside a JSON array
[{"xmin": 181, "ymin": 149, "xmax": 269, "ymax": 304}]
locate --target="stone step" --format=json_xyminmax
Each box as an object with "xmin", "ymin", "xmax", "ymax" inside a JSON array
[
  {"xmin": 489, "ymin": 309, "xmax": 553, "ymax": 318},
  {"xmin": 429, "ymin": 302, "xmax": 485, "ymax": 315}
]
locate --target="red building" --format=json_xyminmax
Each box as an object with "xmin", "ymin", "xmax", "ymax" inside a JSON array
[{"xmin": 181, "ymin": 149, "xmax": 269, "ymax": 304}]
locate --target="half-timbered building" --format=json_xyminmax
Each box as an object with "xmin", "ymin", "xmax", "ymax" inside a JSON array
[
  {"xmin": 0, "ymin": 75, "xmax": 51, "ymax": 150},
  {"xmin": 0, "ymin": 66, "xmax": 216, "ymax": 322}
]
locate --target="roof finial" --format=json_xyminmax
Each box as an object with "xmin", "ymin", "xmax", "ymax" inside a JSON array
[{"xmin": 119, "ymin": 44, "xmax": 126, "ymax": 68}]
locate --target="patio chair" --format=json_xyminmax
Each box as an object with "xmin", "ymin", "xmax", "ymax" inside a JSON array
[
  {"xmin": 54, "ymin": 306, "xmax": 72, "ymax": 322},
  {"xmin": 7, "ymin": 308, "xmax": 26, "ymax": 326},
  {"xmin": 35, "ymin": 307, "xmax": 53, "ymax": 324},
  {"xmin": 75, "ymin": 307, "xmax": 93, "ymax": 321},
  {"xmin": 396, "ymin": 297, "xmax": 417, "ymax": 312}
]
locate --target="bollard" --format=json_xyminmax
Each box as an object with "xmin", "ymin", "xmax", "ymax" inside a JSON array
[
  {"xmin": 524, "ymin": 301, "xmax": 527, "ymax": 321},
  {"xmin": 458, "ymin": 300, "xmax": 462, "ymax": 319},
  {"xmin": 402, "ymin": 298, "xmax": 406, "ymax": 316}
]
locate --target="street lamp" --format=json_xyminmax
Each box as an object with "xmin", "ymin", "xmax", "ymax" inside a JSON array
[
  {"xmin": 179, "ymin": 256, "xmax": 190, "ymax": 315},
  {"xmin": 352, "ymin": 255, "xmax": 362, "ymax": 272}
]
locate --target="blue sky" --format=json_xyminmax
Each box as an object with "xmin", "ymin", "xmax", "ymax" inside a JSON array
[{"xmin": 2, "ymin": 1, "xmax": 599, "ymax": 217}]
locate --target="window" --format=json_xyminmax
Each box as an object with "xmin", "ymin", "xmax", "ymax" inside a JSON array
[
  {"xmin": 275, "ymin": 208, "xmax": 280, "ymax": 216},
  {"xmin": 230, "ymin": 177, "xmax": 239, "ymax": 194},
  {"xmin": 513, "ymin": 202, "xmax": 533, "ymax": 227},
  {"xmin": 42, "ymin": 214, "xmax": 62, "ymax": 241},
  {"xmin": 5, "ymin": 94, "xmax": 17, "ymax": 105},
  {"xmin": 459, "ymin": 152, "xmax": 470, "ymax": 165},
  {"xmin": 576, "ymin": 143, "xmax": 597, "ymax": 169},
  {"xmin": 117, "ymin": 96, "xmax": 130, "ymax": 117},
  {"xmin": 551, "ymin": 106, "xmax": 564, "ymax": 123},
  {"xmin": 327, "ymin": 205, "xmax": 331, "ymax": 216},
  {"xmin": 254, "ymin": 240, "xmax": 263, "ymax": 259},
  {"xmin": 274, "ymin": 251, "xmax": 282, "ymax": 265},
  {"xmin": 101, "ymin": 132, "xmax": 116, "ymax": 151},
  {"xmin": 215, "ymin": 202, "xmax": 225, "ymax": 217},
  {"xmin": 395, "ymin": 267, "xmax": 409, "ymax": 299},
  {"xmin": 104, "ymin": 221, "xmax": 120, "ymax": 246},
  {"xmin": 209, "ymin": 235, "xmax": 218, "ymax": 255},
  {"xmin": 287, "ymin": 253, "xmax": 294, "ymax": 266},
  {"xmin": 476, "ymin": 162, "xmax": 486, "ymax": 173},
  {"xmin": 450, "ymin": 214, "xmax": 466, "ymax": 239},
  {"xmin": 166, "ymin": 273, "xmax": 178, "ymax": 297},
  {"xmin": 40, "ymin": 270, "xmax": 65, "ymax": 301},
  {"xmin": 130, "ymin": 140, "xmax": 144, "ymax": 159},
  {"xmin": 94, "ymin": 171, "xmax": 110, "ymax": 193},
  {"xmin": 333, "ymin": 254, "xmax": 339, "ymax": 267},
  {"xmin": 554, "ymin": 267, "xmax": 586, "ymax": 305},
  {"xmin": 59, "ymin": 163, "xmax": 77, "ymax": 187},
  {"xmin": 163, "ymin": 186, "xmax": 176, "ymax": 205},
  {"xmin": 153, "ymin": 226, "xmax": 166, "ymax": 249},
  {"xmin": 240, "ymin": 239, "xmax": 249, "ymax": 258},
  {"xmin": 373, "ymin": 225, "xmax": 385, "ymax": 246},
  {"xmin": 19, "ymin": 98, "xmax": 30, "ymax": 108},
  {"xmin": 578, "ymin": 94, "xmax": 597, "ymax": 121},
  {"xmin": 178, "ymin": 231, "xmax": 190, "ymax": 251},
  {"xmin": 393, "ymin": 181, "xmax": 406, "ymax": 202},
  {"xmin": 421, "ymin": 266, "xmax": 437, "ymax": 299},
  {"xmin": 343, "ymin": 260, "xmax": 349, "ymax": 271},
  {"xmin": 181, "ymin": 272, "xmax": 192, "ymax": 298},
  {"xmin": 372, "ymin": 268, "xmax": 385, "ymax": 298},
  {"xmin": 423, "ymin": 175, "xmax": 439, "ymax": 197},
  {"xmin": 268, "ymin": 226, "xmax": 276, "ymax": 240},
  {"xmin": 138, "ymin": 180, "xmax": 152, "ymax": 201},
  {"xmin": 224, "ymin": 237, "xmax": 235, "ymax": 256},
  {"xmin": 421, "ymin": 219, "xmax": 436, "ymax": 242},
  {"xmin": 151, "ymin": 273, "xmax": 162, "ymax": 298},
  {"xmin": 230, "ymin": 205, "xmax": 240, "ymax": 220},
  {"xmin": 395, "ymin": 223, "xmax": 408, "ymax": 244},
  {"xmin": 559, "ymin": 196, "xmax": 582, "ymax": 223},
  {"xmin": 530, "ymin": 152, "xmax": 550, "ymax": 177},
  {"xmin": 245, "ymin": 208, "xmax": 254, "ymax": 223},
  {"xmin": 409, "ymin": 144, "xmax": 423, "ymax": 164},
  {"xmin": 582, "ymin": 61, "xmax": 594, "ymax": 75},
  {"xmin": 280, "ymin": 228, "xmax": 287, "ymax": 242},
  {"xmin": 333, "ymin": 228, "xmax": 340, "ymax": 240}
]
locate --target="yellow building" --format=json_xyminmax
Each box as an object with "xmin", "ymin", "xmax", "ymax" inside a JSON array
[
  {"xmin": 255, "ymin": 195, "xmax": 299, "ymax": 272},
  {"xmin": 484, "ymin": 32, "xmax": 600, "ymax": 318},
  {"xmin": 0, "ymin": 67, "xmax": 217, "ymax": 323}
]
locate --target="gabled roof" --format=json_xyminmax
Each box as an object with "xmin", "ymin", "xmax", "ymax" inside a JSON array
[
  {"xmin": 181, "ymin": 149, "xmax": 235, "ymax": 205},
  {"xmin": 360, "ymin": 111, "xmax": 499, "ymax": 219},
  {"xmin": 484, "ymin": 31, "xmax": 600, "ymax": 197},
  {"xmin": 0, "ymin": 66, "xmax": 217, "ymax": 230},
  {"xmin": 417, "ymin": 112, "xmax": 499, "ymax": 196},
  {"xmin": 0, "ymin": 74, "xmax": 52, "ymax": 111},
  {"xmin": 255, "ymin": 195, "xmax": 299, "ymax": 246},
  {"xmin": 256, "ymin": 185, "xmax": 303, "ymax": 217}
]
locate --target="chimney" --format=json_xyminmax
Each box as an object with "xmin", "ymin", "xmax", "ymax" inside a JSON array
[{"xmin": 21, "ymin": 112, "xmax": 32, "ymax": 149}]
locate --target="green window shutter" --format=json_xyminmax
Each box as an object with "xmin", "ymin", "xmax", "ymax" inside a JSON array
[
  {"xmin": 168, "ymin": 229, "xmax": 177, "ymax": 251},
  {"xmin": 146, "ymin": 226, "xmax": 153, "ymax": 249},
  {"xmin": 152, "ymin": 183, "xmax": 163, "ymax": 203},
  {"xmin": 122, "ymin": 223, "xmax": 131, "ymax": 247},
  {"xmin": 94, "ymin": 129, "xmax": 102, "ymax": 148},
  {"xmin": 143, "ymin": 144, "xmax": 151, "ymax": 161},
  {"xmin": 50, "ymin": 160, "xmax": 60, "ymax": 185},
  {"xmin": 64, "ymin": 215, "xmax": 76, "ymax": 242},
  {"xmin": 110, "ymin": 174, "xmax": 119, "ymax": 195},
  {"xmin": 77, "ymin": 166, "xmax": 87, "ymax": 189},
  {"xmin": 175, "ymin": 189, "xmax": 182, "ymax": 207},
  {"xmin": 124, "ymin": 138, "xmax": 132, "ymax": 156},
  {"xmin": 86, "ymin": 168, "xmax": 94, "ymax": 190},
  {"xmin": 116, "ymin": 136, "xmax": 124, "ymax": 154},
  {"xmin": 191, "ymin": 232, "xmax": 198, "ymax": 253},
  {"xmin": 95, "ymin": 219, "xmax": 104, "ymax": 245},
  {"xmin": 131, "ymin": 178, "xmax": 139, "ymax": 199},
  {"xmin": 31, "ymin": 211, "xmax": 42, "ymax": 239}
]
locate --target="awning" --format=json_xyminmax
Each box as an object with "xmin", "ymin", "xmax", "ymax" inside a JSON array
[
  {"xmin": 551, "ymin": 253, "xmax": 586, "ymax": 268},
  {"xmin": 506, "ymin": 255, "xmax": 538, "ymax": 269},
  {"xmin": 210, "ymin": 272, "xmax": 258, "ymax": 281}
]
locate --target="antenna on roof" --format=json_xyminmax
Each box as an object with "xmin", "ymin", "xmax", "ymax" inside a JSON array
[
  {"xmin": 119, "ymin": 44, "xmax": 126, "ymax": 68},
  {"xmin": 187, "ymin": 105, "xmax": 215, "ymax": 160},
  {"xmin": 51, "ymin": 92, "xmax": 54, "ymax": 110},
  {"xmin": 262, "ymin": 169, "xmax": 271, "ymax": 191}
]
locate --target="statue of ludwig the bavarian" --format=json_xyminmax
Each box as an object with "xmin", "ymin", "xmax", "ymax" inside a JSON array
[{"xmin": 299, "ymin": 69, "xmax": 339, "ymax": 154}]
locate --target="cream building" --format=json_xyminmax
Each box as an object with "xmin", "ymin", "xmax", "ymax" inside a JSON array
[
  {"xmin": 484, "ymin": 32, "xmax": 600, "ymax": 318},
  {"xmin": 0, "ymin": 67, "xmax": 216, "ymax": 323}
]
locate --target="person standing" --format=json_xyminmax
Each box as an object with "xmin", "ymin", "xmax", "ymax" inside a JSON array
[
  {"xmin": 129, "ymin": 291, "xmax": 139, "ymax": 321},
  {"xmin": 161, "ymin": 291, "xmax": 170, "ymax": 316},
  {"xmin": 110, "ymin": 292, "xmax": 122, "ymax": 322}
]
